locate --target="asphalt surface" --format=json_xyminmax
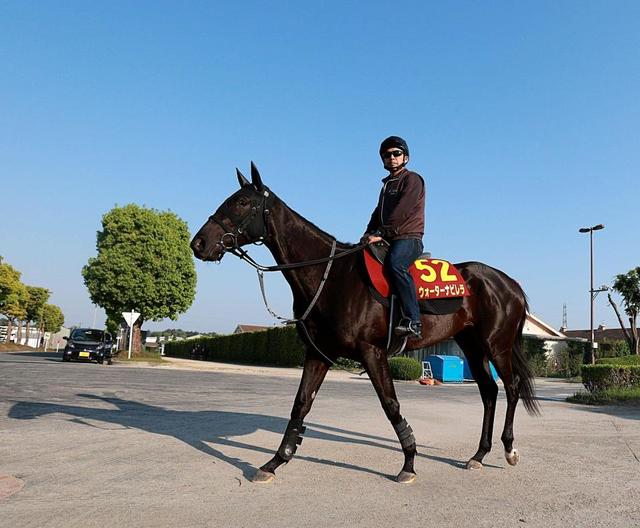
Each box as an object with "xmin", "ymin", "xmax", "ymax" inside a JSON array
[{"xmin": 0, "ymin": 351, "xmax": 638, "ymax": 528}]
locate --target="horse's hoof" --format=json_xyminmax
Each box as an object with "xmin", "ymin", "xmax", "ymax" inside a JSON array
[
  {"xmin": 505, "ymin": 449, "xmax": 519, "ymax": 466},
  {"xmin": 466, "ymin": 459, "xmax": 483, "ymax": 470},
  {"xmin": 396, "ymin": 471, "xmax": 416, "ymax": 484},
  {"xmin": 252, "ymin": 469, "xmax": 275, "ymax": 484}
]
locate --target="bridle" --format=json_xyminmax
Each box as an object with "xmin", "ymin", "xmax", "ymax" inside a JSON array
[
  {"xmin": 210, "ymin": 187, "xmax": 273, "ymax": 257},
  {"xmin": 206, "ymin": 186, "xmax": 367, "ymax": 369}
]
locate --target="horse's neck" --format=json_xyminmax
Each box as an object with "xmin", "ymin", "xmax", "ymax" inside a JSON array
[{"xmin": 264, "ymin": 199, "xmax": 336, "ymax": 304}]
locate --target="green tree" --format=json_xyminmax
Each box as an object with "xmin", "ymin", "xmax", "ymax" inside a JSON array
[
  {"xmin": 104, "ymin": 314, "xmax": 121, "ymax": 337},
  {"xmin": 82, "ymin": 204, "xmax": 197, "ymax": 354},
  {"xmin": 0, "ymin": 258, "xmax": 28, "ymax": 343},
  {"xmin": 23, "ymin": 286, "xmax": 50, "ymax": 345},
  {"xmin": 608, "ymin": 267, "xmax": 640, "ymax": 355},
  {"xmin": 40, "ymin": 304, "xmax": 65, "ymax": 333},
  {"xmin": 0, "ymin": 256, "xmax": 20, "ymax": 307}
]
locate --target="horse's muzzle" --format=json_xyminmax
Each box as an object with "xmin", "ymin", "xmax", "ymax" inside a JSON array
[
  {"xmin": 190, "ymin": 236, "xmax": 205, "ymax": 258},
  {"xmin": 191, "ymin": 236, "xmax": 223, "ymax": 262}
]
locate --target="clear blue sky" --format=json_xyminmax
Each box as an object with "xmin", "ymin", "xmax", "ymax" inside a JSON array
[{"xmin": 1, "ymin": 1, "xmax": 638, "ymax": 334}]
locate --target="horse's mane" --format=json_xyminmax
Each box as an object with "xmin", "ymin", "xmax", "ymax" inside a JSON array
[{"xmin": 277, "ymin": 195, "xmax": 356, "ymax": 251}]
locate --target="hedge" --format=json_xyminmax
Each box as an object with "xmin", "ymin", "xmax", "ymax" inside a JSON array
[
  {"xmin": 597, "ymin": 339, "xmax": 630, "ymax": 358},
  {"xmin": 522, "ymin": 337, "xmax": 585, "ymax": 378},
  {"xmin": 163, "ymin": 326, "xmax": 305, "ymax": 367},
  {"xmin": 581, "ymin": 364, "xmax": 640, "ymax": 393},
  {"xmin": 595, "ymin": 355, "xmax": 640, "ymax": 366},
  {"xmin": 389, "ymin": 357, "xmax": 423, "ymax": 380}
]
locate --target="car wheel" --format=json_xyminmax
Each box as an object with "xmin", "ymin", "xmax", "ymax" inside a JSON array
[{"xmin": 97, "ymin": 357, "xmax": 104, "ymax": 364}]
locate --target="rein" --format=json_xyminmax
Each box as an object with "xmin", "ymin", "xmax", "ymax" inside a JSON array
[
  {"xmin": 211, "ymin": 190, "xmax": 367, "ymax": 369},
  {"xmin": 239, "ymin": 241, "xmax": 366, "ymax": 370},
  {"xmin": 230, "ymin": 242, "xmax": 365, "ymax": 272}
]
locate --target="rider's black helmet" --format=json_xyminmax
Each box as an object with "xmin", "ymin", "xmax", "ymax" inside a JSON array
[{"xmin": 379, "ymin": 136, "xmax": 409, "ymax": 157}]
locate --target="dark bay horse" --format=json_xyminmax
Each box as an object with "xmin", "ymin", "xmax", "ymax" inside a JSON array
[{"xmin": 191, "ymin": 163, "xmax": 539, "ymax": 484}]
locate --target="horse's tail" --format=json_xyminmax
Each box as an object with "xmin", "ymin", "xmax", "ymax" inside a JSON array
[{"xmin": 512, "ymin": 296, "xmax": 541, "ymax": 416}]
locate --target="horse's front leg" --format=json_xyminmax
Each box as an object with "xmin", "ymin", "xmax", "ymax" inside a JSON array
[
  {"xmin": 360, "ymin": 344, "xmax": 417, "ymax": 484},
  {"xmin": 253, "ymin": 355, "xmax": 329, "ymax": 483}
]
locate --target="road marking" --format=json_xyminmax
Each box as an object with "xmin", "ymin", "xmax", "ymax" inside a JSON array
[{"xmin": 0, "ymin": 475, "xmax": 24, "ymax": 501}]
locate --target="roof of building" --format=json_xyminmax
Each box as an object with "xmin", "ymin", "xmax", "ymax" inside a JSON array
[
  {"xmin": 233, "ymin": 324, "xmax": 271, "ymax": 334},
  {"xmin": 523, "ymin": 313, "xmax": 567, "ymax": 339},
  {"xmin": 563, "ymin": 326, "xmax": 637, "ymax": 342}
]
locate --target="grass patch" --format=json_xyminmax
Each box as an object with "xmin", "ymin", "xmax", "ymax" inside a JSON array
[
  {"xmin": 567, "ymin": 386, "xmax": 640, "ymax": 405},
  {"xmin": 0, "ymin": 343, "xmax": 36, "ymax": 352},
  {"xmin": 596, "ymin": 355, "xmax": 640, "ymax": 366},
  {"xmin": 114, "ymin": 349, "xmax": 167, "ymax": 364},
  {"xmin": 0, "ymin": 344, "xmax": 56, "ymax": 353}
]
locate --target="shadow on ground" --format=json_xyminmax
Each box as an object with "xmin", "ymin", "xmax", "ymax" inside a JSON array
[
  {"xmin": 9, "ymin": 394, "xmax": 464, "ymax": 480},
  {"xmin": 564, "ymin": 399, "xmax": 640, "ymax": 421},
  {"xmin": 7, "ymin": 351, "xmax": 62, "ymax": 362}
]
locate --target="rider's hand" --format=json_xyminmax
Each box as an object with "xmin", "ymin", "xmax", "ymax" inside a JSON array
[{"xmin": 367, "ymin": 235, "xmax": 383, "ymax": 244}]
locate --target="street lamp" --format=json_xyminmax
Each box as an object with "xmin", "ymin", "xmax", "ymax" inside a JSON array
[{"xmin": 578, "ymin": 224, "xmax": 605, "ymax": 364}]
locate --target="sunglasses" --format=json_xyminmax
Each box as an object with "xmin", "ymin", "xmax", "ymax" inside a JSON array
[{"xmin": 382, "ymin": 150, "xmax": 404, "ymax": 159}]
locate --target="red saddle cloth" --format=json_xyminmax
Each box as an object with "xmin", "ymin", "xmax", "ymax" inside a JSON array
[{"xmin": 363, "ymin": 248, "xmax": 471, "ymax": 300}]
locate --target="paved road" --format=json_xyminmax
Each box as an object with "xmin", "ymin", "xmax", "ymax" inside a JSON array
[{"xmin": 0, "ymin": 351, "xmax": 638, "ymax": 528}]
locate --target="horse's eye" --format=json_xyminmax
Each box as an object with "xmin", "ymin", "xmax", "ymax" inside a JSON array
[{"xmin": 237, "ymin": 198, "xmax": 249, "ymax": 207}]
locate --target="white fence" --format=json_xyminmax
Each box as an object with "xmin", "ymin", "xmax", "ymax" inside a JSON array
[{"xmin": 0, "ymin": 325, "xmax": 51, "ymax": 348}]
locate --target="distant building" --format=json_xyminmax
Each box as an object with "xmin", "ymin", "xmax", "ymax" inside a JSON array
[
  {"xmin": 233, "ymin": 324, "xmax": 271, "ymax": 334},
  {"xmin": 563, "ymin": 324, "xmax": 638, "ymax": 343},
  {"xmin": 48, "ymin": 327, "xmax": 71, "ymax": 349}
]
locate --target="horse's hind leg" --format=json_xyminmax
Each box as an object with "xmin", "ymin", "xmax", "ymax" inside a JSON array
[
  {"xmin": 360, "ymin": 344, "xmax": 417, "ymax": 484},
  {"xmin": 490, "ymin": 351, "xmax": 521, "ymax": 466},
  {"xmin": 454, "ymin": 329, "xmax": 498, "ymax": 470},
  {"xmin": 253, "ymin": 355, "xmax": 329, "ymax": 483}
]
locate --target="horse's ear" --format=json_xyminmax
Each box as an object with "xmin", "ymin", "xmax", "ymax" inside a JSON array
[
  {"xmin": 236, "ymin": 168, "xmax": 250, "ymax": 188},
  {"xmin": 251, "ymin": 161, "xmax": 264, "ymax": 191}
]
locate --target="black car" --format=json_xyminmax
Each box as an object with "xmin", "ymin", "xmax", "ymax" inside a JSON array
[{"xmin": 63, "ymin": 328, "xmax": 115, "ymax": 364}]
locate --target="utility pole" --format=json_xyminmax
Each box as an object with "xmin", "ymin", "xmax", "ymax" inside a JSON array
[{"xmin": 579, "ymin": 224, "xmax": 605, "ymax": 364}]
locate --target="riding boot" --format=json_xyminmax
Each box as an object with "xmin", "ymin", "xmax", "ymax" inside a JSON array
[{"xmin": 394, "ymin": 320, "xmax": 422, "ymax": 339}]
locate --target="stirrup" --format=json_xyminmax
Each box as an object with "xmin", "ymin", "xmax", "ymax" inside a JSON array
[{"xmin": 394, "ymin": 320, "xmax": 422, "ymax": 339}]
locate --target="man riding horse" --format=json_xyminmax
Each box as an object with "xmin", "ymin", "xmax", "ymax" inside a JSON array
[
  {"xmin": 363, "ymin": 136, "xmax": 425, "ymax": 339},
  {"xmin": 190, "ymin": 149, "xmax": 538, "ymax": 484}
]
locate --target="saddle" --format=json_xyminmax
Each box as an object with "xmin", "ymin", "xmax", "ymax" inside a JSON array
[{"xmin": 363, "ymin": 242, "xmax": 470, "ymax": 356}]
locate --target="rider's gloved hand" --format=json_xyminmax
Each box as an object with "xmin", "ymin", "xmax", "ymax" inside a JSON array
[{"xmin": 360, "ymin": 233, "xmax": 383, "ymax": 245}]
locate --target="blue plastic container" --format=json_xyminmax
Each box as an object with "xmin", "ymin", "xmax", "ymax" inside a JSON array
[
  {"xmin": 462, "ymin": 358, "xmax": 499, "ymax": 381},
  {"xmin": 425, "ymin": 355, "xmax": 464, "ymax": 383}
]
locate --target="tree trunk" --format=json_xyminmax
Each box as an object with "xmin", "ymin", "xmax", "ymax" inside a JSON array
[
  {"xmin": 630, "ymin": 314, "xmax": 639, "ymax": 355},
  {"xmin": 36, "ymin": 321, "xmax": 44, "ymax": 349},
  {"xmin": 132, "ymin": 319, "xmax": 144, "ymax": 355},
  {"xmin": 24, "ymin": 321, "xmax": 31, "ymax": 346},
  {"xmin": 609, "ymin": 293, "xmax": 634, "ymax": 354},
  {"xmin": 16, "ymin": 320, "xmax": 23, "ymax": 344},
  {"xmin": 5, "ymin": 319, "xmax": 13, "ymax": 343}
]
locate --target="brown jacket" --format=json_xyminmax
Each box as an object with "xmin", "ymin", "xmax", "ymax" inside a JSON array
[{"xmin": 365, "ymin": 168, "xmax": 425, "ymax": 240}]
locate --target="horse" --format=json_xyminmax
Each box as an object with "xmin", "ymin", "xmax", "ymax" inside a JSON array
[{"xmin": 190, "ymin": 163, "xmax": 539, "ymax": 484}]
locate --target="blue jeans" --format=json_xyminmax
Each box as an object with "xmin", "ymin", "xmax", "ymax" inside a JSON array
[{"xmin": 384, "ymin": 238, "xmax": 423, "ymax": 322}]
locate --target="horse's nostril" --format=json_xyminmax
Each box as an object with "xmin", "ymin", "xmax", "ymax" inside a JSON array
[{"xmin": 191, "ymin": 237, "xmax": 205, "ymax": 253}]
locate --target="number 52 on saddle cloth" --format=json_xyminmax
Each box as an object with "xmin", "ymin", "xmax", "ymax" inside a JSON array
[{"xmin": 363, "ymin": 244, "xmax": 470, "ymax": 317}]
